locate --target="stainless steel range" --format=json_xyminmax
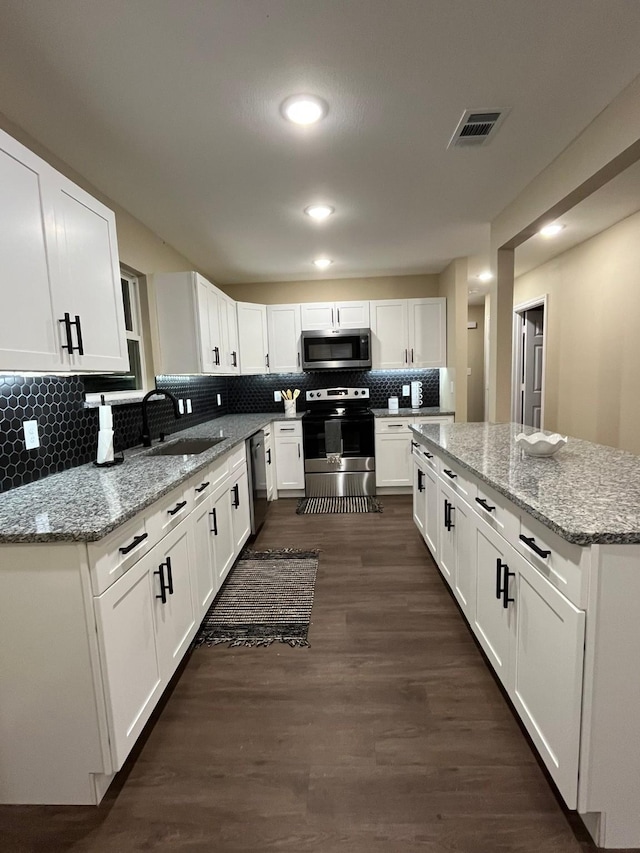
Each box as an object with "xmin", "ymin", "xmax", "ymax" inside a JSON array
[{"xmin": 302, "ymin": 387, "xmax": 375, "ymax": 497}]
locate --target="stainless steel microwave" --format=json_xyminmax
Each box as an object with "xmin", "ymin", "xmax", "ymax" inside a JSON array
[{"xmin": 301, "ymin": 328, "xmax": 372, "ymax": 371}]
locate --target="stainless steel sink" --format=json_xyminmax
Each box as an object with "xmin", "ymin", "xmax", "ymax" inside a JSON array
[{"xmin": 145, "ymin": 438, "xmax": 225, "ymax": 456}]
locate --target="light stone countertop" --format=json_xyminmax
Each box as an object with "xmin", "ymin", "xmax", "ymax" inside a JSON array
[
  {"xmin": 372, "ymin": 407, "xmax": 455, "ymax": 418},
  {"xmin": 0, "ymin": 413, "xmax": 303, "ymax": 544},
  {"xmin": 410, "ymin": 421, "xmax": 640, "ymax": 546}
]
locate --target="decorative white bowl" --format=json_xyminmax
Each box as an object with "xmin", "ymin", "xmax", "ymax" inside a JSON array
[{"xmin": 515, "ymin": 431, "xmax": 568, "ymax": 457}]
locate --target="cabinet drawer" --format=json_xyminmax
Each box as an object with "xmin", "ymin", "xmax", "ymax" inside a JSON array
[
  {"xmin": 227, "ymin": 443, "xmax": 247, "ymax": 472},
  {"xmin": 516, "ymin": 513, "xmax": 590, "ymax": 608},
  {"xmin": 412, "ymin": 440, "xmax": 438, "ymax": 471},
  {"xmin": 473, "ymin": 481, "xmax": 519, "ymax": 543},
  {"xmin": 146, "ymin": 484, "xmax": 193, "ymax": 542},
  {"xmin": 187, "ymin": 456, "xmax": 230, "ymax": 505},
  {"xmin": 88, "ymin": 512, "xmax": 152, "ymax": 596},
  {"xmin": 437, "ymin": 456, "xmax": 476, "ymax": 503},
  {"xmin": 273, "ymin": 420, "xmax": 302, "ymax": 437},
  {"xmin": 375, "ymin": 418, "xmax": 413, "ymax": 434}
]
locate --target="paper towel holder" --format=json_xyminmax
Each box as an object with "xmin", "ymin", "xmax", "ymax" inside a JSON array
[{"xmin": 94, "ymin": 454, "xmax": 125, "ymax": 468}]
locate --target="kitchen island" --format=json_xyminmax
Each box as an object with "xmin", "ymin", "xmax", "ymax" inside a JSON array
[{"xmin": 410, "ymin": 421, "xmax": 640, "ymax": 850}]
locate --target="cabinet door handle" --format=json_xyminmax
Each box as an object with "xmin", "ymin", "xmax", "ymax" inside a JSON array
[
  {"xmin": 496, "ymin": 558, "xmax": 506, "ymax": 599},
  {"xmin": 232, "ymin": 351, "xmax": 237, "ymax": 367},
  {"xmin": 155, "ymin": 562, "xmax": 168, "ymax": 604},
  {"xmin": 337, "ymin": 308, "xmax": 340, "ymax": 325},
  {"xmin": 519, "ymin": 534, "xmax": 551, "ymax": 559},
  {"xmin": 502, "ymin": 562, "xmax": 515, "ymax": 609},
  {"xmin": 417, "ymin": 469, "xmax": 424, "ymax": 492},
  {"xmin": 411, "ymin": 347, "xmax": 414, "ymax": 363},
  {"xmin": 443, "ymin": 499, "xmax": 449, "ymax": 530},
  {"xmin": 231, "ymin": 483, "xmax": 240, "ymax": 508},
  {"xmin": 213, "ymin": 346, "xmax": 220, "ymax": 365},
  {"xmin": 280, "ymin": 426, "xmax": 295, "ymax": 431},
  {"xmin": 119, "ymin": 532, "xmax": 148, "ymax": 555},
  {"xmin": 165, "ymin": 555, "xmax": 174, "ymax": 595},
  {"xmin": 298, "ymin": 442, "xmax": 301, "ymax": 458},
  {"xmin": 297, "ymin": 352, "xmax": 300, "ymax": 367},
  {"xmin": 266, "ymin": 448, "xmax": 271, "ymax": 464},
  {"xmin": 59, "ymin": 313, "xmax": 84, "ymax": 355},
  {"xmin": 265, "ymin": 353, "xmax": 270, "ymax": 368},
  {"xmin": 405, "ymin": 348, "xmax": 408, "ymax": 364},
  {"xmin": 387, "ymin": 424, "xmax": 404, "ymax": 429},
  {"xmin": 195, "ymin": 481, "xmax": 210, "ymax": 494},
  {"xmin": 74, "ymin": 315, "xmax": 84, "ymax": 355},
  {"xmin": 167, "ymin": 500, "xmax": 187, "ymax": 516},
  {"xmin": 443, "ymin": 469, "xmax": 457, "ymax": 480},
  {"xmin": 331, "ymin": 308, "xmax": 335, "ymax": 327},
  {"xmin": 210, "ymin": 508, "xmax": 218, "ymax": 535},
  {"xmin": 475, "ymin": 496, "xmax": 495, "ymax": 513}
]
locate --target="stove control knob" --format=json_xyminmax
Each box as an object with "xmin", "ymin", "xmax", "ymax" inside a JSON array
[
  {"xmin": 354, "ymin": 390, "xmax": 359, "ymax": 395},
  {"xmin": 309, "ymin": 392, "xmax": 314, "ymax": 398}
]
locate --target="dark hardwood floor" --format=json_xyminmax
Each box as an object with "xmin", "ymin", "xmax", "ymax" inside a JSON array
[{"xmin": 0, "ymin": 497, "xmax": 619, "ymax": 851}]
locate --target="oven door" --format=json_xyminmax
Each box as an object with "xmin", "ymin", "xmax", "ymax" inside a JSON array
[
  {"xmin": 301, "ymin": 329, "xmax": 371, "ymax": 370},
  {"xmin": 302, "ymin": 412, "xmax": 376, "ymax": 496}
]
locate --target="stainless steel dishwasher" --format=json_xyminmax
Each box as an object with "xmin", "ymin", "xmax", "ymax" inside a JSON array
[{"xmin": 248, "ymin": 431, "xmax": 269, "ymax": 535}]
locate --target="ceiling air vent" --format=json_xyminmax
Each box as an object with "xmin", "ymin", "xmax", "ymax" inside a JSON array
[{"xmin": 448, "ymin": 109, "xmax": 507, "ymax": 149}]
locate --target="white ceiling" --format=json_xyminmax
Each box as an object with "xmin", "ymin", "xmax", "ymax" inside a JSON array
[{"xmin": 1, "ymin": 1, "xmax": 640, "ymax": 285}]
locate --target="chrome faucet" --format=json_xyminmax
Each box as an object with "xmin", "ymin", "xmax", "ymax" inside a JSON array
[{"xmin": 140, "ymin": 389, "xmax": 182, "ymax": 447}]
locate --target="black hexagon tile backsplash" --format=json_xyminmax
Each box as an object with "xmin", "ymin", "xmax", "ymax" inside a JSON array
[{"xmin": 0, "ymin": 369, "xmax": 438, "ymax": 493}]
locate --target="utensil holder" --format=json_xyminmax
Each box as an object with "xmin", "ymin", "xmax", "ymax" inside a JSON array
[{"xmin": 283, "ymin": 399, "xmax": 296, "ymax": 417}]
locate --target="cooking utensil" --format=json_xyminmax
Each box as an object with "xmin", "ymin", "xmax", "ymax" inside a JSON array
[{"xmin": 293, "ymin": 389, "xmax": 300, "ymax": 400}]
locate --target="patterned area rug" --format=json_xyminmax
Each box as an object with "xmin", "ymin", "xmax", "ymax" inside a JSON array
[
  {"xmin": 297, "ymin": 496, "xmax": 383, "ymax": 515},
  {"xmin": 194, "ymin": 548, "xmax": 319, "ymax": 648}
]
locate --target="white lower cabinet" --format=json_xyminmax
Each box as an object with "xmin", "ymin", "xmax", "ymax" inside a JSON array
[
  {"xmin": 376, "ymin": 417, "xmax": 454, "ymax": 491},
  {"xmin": 191, "ymin": 497, "xmax": 218, "ymax": 615},
  {"xmin": 230, "ymin": 468, "xmax": 251, "ymax": 552},
  {"xmin": 412, "ymin": 442, "xmax": 586, "ymax": 811},
  {"xmin": 273, "ymin": 421, "xmax": 304, "ymax": 492},
  {"xmin": 211, "ymin": 480, "xmax": 236, "ymax": 587}
]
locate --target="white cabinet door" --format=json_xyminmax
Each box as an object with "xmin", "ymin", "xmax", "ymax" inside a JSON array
[
  {"xmin": 153, "ymin": 523, "xmax": 197, "ymax": 683},
  {"xmin": 275, "ymin": 436, "xmax": 304, "ymax": 490},
  {"xmin": 191, "ymin": 497, "xmax": 217, "ymax": 617},
  {"xmin": 375, "ymin": 433, "xmax": 411, "ymax": 487},
  {"xmin": 473, "ymin": 521, "xmax": 513, "ymax": 687},
  {"xmin": 335, "ymin": 301, "xmax": 369, "ymax": 329},
  {"xmin": 267, "ymin": 304, "xmax": 302, "ymax": 373},
  {"xmin": 211, "ymin": 482, "xmax": 235, "ymax": 587},
  {"xmin": 370, "ymin": 300, "xmax": 409, "ymax": 369},
  {"xmin": 300, "ymin": 302, "xmax": 335, "ymax": 331},
  {"xmin": 408, "ymin": 298, "xmax": 446, "ymax": 368},
  {"xmin": 52, "ymin": 176, "xmax": 128, "ymax": 372},
  {"xmin": 437, "ymin": 479, "xmax": 455, "ymax": 588},
  {"xmin": 508, "ymin": 549, "xmax": 585, "ymax": 808},
  {"xmin": 94, "ymin": 550, "xmax": 163, "ymax": 770},
  {"xmin": 423, "ymin": 462, "xmax": 439, "ymax": 559},
  {"xmin": 0, "ymin": 133, "xmax": 62, "ymax": 371},
  {"xmin": 237, "ymin": 302, "xmax": 269, "ymax": 374},
  {"xmin": 224, "ymin": 296, "xmax": 240, "ymax": 374},
  {"xmin": 196, "ymin": 276, "xmax": 215, "ymax": 373},
  {"xmin": 207, "ymin": 284, "xmax": 224, "ymax": 373},
  {"xmin": 264, "ymin": 431, "xmax": 275, "ymax": 500},
  {"xmin": 453, "ymin": 496, "xmax": 475, "ymax": 621},
  {"xmin": 413, "ymin": 458, "xmax": 427, "ymax": 538},
  {"xmin": 231, "ymin": 468, "xmax": 251, "ymax": 554}
]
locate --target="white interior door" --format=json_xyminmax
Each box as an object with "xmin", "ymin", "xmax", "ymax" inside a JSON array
[
  {"xmin": 522, "ymin": 307, "xmax": 544, "ymax": 428},
  {"xmin": 509, "ymin": 549, "xmax": 585, "ymax": 808},
  {"xmin": 0, "ymin": 135, "xmax": 61, "ymax": 371},
  {"xmin": 52, "ymin": 177, "xmax": 128, "ymax": 371}
]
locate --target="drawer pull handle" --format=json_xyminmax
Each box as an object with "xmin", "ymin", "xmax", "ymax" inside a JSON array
[
  {"xmin": 119, "ymin": 532, "xmax": 148, "ymax": 555},
  {"xmin": 280, "ymin": 427, "xmax": 295, "ymax": 431},
  {"xmin": 502, "ymin": 562, "xmax": 515, "ymax": 609},
  {"xmin": 475, "ymin": 497, "xmax": 496, "ymax": 513},
  {"xmin": 388, "ymin": 424, "xmax": 404, "ymax": 428},
  {"xmin": 155, "ymin": 561, "xmax": 169, "ymax": 604},
  {"xmin": 519, "ymin": 534, "xmax": 551, "ymax": 559},
  {"xmin": 168, "ymin": 500, "xmax": 187, "ymax": 516},
  {"xmin": 195, "ymin": 481, "xmax": 210, "ymax": 494},
  {"xmin": 496, "ymin": 558, "xmax": 505, "ymax": 599},
  {"xmin": 210, "ymin": 508, "xmax": 218, "ymax": 535},
  {"xmin": 411, "ymin": 441, "xmax": 419, "ymax": 448},
  {"xmin": 443, "ymin": 469, "xmax": 457, "ymax": 479},
  {"xmin": 417, "ymin": 469, "xmax": 424, "ymax": 492},
  {"xmin": 165, "ymin": 555, "xmax": 174, "ymax": 595},
  {"xmin": 444, "ymin": 498, "xmax": 454, "ymax": 531},
  {"xmin": 422, "ymin": 450, "xmax": 433, "ymax": 459},
  {"xmin": 232, "ymin": 351, "xmax": 237, "ymax": 367},
  {"xmin": 231, "ymin": 484, "xmax": 240, "ymax": 508},
  {"xmin": 266, "ymin": 448, "xmax": 271, "ymax": 464}
]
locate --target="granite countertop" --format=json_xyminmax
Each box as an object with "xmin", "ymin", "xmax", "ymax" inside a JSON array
[
  {"xmin": 0, "ymin": 413, "xmax": 302, "ymax": 544},
  {"xmin": 410, "ymin": 421, "xmax": 640, "ymax": 546},
  {"xmin": 372, "ymin": 407, "xmax": 455, "ymax": 418}
]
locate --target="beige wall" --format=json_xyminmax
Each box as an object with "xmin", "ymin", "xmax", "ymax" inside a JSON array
[
  {"xmin": 514, "ymin": 209, "xmax": 640, "ymax": 453},
  {"xmin": 438, "ymin": 259, "xmax": 468, "ymax": 420},
  {"xmin": 220, "ymin": 274, "xmax": 439, "ymax": 304},
  {"xmin": 467, "ymin": 305, "xmax": 485, "ymax": 422}
]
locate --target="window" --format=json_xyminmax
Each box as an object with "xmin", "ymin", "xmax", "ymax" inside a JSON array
[{"xmin": 83, "ymin": 270, "xmax": 148, "ymax": 398}]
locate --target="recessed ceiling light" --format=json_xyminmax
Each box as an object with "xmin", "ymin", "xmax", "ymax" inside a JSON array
[
  {"xmin": 477, "ymin": 271, "xmax": 493, "ymax": 282},
  {"xmin": 304, "ymin": 204, "xmax": 335, "ymax": 221},
  {"xmin": 281, "ymin": 95, "xmax": 328, "ymax": 125},
  {"xmin": 539, "ymin": 222, "xmax": 565, "ymax": 238},
  {"xmin": 313, "ymin": 257, "xmax": 333, "ymax": 270}
]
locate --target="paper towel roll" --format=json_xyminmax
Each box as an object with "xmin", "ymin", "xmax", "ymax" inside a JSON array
[
  {"xmin": 97, "ymin": 429, "xmax": 114, "ymax": 464},
  {"xmin": 99, "ymin": 404, "xmax": 113, "ymax": 431}
]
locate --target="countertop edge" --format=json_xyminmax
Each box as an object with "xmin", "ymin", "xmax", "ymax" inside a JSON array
[{"xmin": 409, "ymin": 426, "xmax": 640, "ymax": 547}]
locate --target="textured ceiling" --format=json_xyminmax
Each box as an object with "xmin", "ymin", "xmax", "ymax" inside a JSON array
[{"xmin": 1, "ymin": 0, "xmax": 640, "ymax": 284}]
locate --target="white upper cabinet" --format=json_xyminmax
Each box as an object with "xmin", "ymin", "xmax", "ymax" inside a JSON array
[
  {"xmin": 152, "ymin": 272, "xmax": 237, "ymax": 375},
  {"xmin": 408, "ymin": 298, "xmax": 447, "ymax": 368},
  {"xmin": 301, "ymin": 300, "xmax": 369, "ymax": 331},
  {"xmin": 237, "ymin": 302, "xmax": 269, "ymax": 374},
  {"xmin": 0, "ymin": 128, "xmax": 128, "ymax": 373},
  {"xmin": 371, "ymin": 297, "xmax": 446, "ymax": 369},
  {"xmin": 266, "ymin": 304, "xmax": 302, "ymax": 373},
  {"xmin": 370, "ymin": 300, "xmax": 409, "ymax": 369}
]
